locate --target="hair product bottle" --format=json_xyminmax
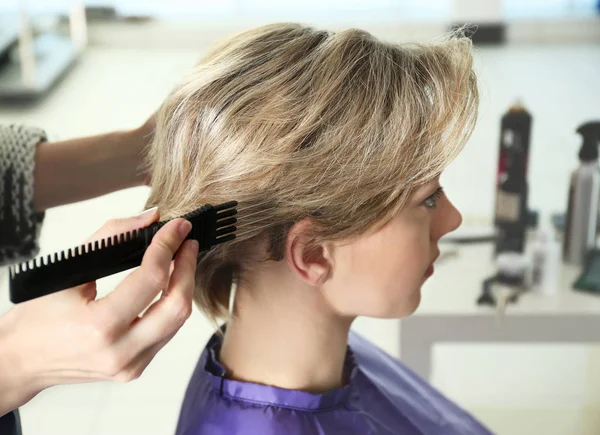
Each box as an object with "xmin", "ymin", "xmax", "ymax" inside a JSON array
[
  {"xmin": 563, "ymin": 121, "xmax": 600, "ymax": 265},
  {"xmin": 494, "ymin": 102, "xmax": 532, "ymax": 256}
]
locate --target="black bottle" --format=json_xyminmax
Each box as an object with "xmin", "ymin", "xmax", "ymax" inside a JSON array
[{"xmin": 494, "ymin": 147, "xmax": 529, "ymax": 254}]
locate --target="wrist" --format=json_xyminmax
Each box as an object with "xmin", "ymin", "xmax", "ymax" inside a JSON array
[
  {"xmin": 0, "ymin": 314, "xmax": 43, "ymax": 414},
  {"xmin": 113, "ymin": 128, "xmax": 148, "ymax": 188}
]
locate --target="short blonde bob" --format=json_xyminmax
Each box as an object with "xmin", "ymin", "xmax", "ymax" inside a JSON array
[{"xmin": 145, "ymin": 23, "xmax": 479, "ymax": 321}]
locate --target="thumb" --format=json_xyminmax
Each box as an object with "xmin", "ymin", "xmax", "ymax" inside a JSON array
[{"xmin": 85, "ymin": 207, "xmax": 160, "ymax": 244}]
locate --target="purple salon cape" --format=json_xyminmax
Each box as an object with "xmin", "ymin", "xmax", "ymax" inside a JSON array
[{"xmin": 176, "ymin": 331, "xmax": 493, "ymax": 435}]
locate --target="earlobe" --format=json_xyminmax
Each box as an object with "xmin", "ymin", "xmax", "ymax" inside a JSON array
[{"xmin": 285, "ymin": 219, "xmax": 332, "ymax": 287}]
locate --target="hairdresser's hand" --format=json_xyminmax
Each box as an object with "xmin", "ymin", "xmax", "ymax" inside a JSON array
[{"xmin": 0, "ymin": 208, "xmax": 198, "ymax": 416}]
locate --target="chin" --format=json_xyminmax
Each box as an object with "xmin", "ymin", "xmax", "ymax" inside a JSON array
[
  {"xmin": 375, "ymin": 287, "xmax": 422, "ymax": 319},
  {"xmin": 397, "ymin": 296, "xmax": 421, "ymax": 317}
]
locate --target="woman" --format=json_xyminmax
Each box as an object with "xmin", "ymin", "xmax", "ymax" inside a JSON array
[{"xmin": 146, "ymin": 23, "xmax": 489, "ymax": 434}]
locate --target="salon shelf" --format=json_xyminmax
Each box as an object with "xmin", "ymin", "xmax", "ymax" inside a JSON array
[
  {"xmin": 419, "ymin": 243, "xmax": 597, "ymax": 315},
  {"xmin": 0, "ymin": 33, "xmax": 79, "ymax": 99},
  {"xmin": 402, "ymin": 242, "xmax": 600, "ymax": 382}
]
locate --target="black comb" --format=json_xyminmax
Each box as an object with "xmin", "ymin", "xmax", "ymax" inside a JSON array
[{"xmin": 9, "ymin": 201, "xmax": 238, "ymax": 304}]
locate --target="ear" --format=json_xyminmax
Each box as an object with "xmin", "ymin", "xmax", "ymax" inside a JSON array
[{"xmin": 285, "ymin": 218, "xmax": 333, "ymax": 287}]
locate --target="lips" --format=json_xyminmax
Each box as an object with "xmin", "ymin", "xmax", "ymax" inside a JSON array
[
  {"xmin": 424, "ymin": 264, "xmax": 435, "ymax": 277},
  {"xmin": 425, "ymin": 253, "xmax": 440, "ymax": 278}
]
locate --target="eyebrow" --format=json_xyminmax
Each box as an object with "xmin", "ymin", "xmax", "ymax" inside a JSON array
[
  {"xmin": 409, "ymin": 184, "xmax": 434, "ymax": 203},
  {"xmin": 418, "ymin": 179, "xmax": 440, "ymax": 192}
]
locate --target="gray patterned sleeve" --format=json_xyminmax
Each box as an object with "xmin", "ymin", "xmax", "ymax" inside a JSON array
[{"xmin": 0, "ymin": 124, "xmax": 47, "ymax": 266}]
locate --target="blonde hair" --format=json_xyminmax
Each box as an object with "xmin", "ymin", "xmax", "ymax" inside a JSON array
[{"xmin": 145, "ymin": 23, "xmax": 479, "ymax": 322}]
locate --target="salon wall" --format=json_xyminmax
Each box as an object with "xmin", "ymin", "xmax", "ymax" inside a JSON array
[{"xmin": 0, "ymin": 17, "xmax": 599, "ymax": 435}]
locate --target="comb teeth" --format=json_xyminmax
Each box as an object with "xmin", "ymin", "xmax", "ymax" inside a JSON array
[
  {"xmin": 215, "ymin": 234, "xmax": 236, "ymax": 245},
  {"xmin": 216, "ymin": 226, "xmax": 236, "ymax": 237},
  {"xmin": 216, "ymin": 209, "xmax": 238, "ymax": 220},
  {"xmin": 215, "ymin": 201, "xmax": 238, "ymax": 212},
  {"xmin": 179, "ymin": 202, "xmax": 240, "ymax": 252},
  {"xmin": 217, "ymin": 217, "xmax": 237, "ymax": 227}
]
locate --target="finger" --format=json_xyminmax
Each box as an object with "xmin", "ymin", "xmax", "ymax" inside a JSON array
[
  {"xmin": 85, "ymin": 207, "xmax": 159, "ymax": 244},
  {"xmin": 94, "ymin": 218, "xmax": 192, "ymax": 330},
  {"xmin": 137, "ymin": 239, "xmax": 198, "ymax": 339},
  {"xmin": 116, "ymin": 239, "xmax": 198, "ymax": 355},
  {"xmin": 161, "ymin": 239, "xmax": 198, "ymax": 306}
]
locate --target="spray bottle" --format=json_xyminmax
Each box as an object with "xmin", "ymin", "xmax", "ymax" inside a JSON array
[
  {"xmin": 563, "ymin": 121, "xmax": 600, "ymax": 265},
  {"xmin": 495, "ymin": 102, "xmax": 532, "ymax": 190},
  {"xmin": 494, "ymin": 102, "xmax": 532, "ymax": 256}
]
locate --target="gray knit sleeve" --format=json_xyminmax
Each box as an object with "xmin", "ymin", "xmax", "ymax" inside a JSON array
[{"xmin": 0, "ymin": 124, "xmax": 47, "ymax": 266}]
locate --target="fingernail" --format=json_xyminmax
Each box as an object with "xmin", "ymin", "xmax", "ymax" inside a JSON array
[
  {"xmin": 179, "ymin": 220, "xmax": 192, "ymax": 237},
  {"xmin": 188, "ymin": 240, "xmax": 199, "ymax": 256},
  {"xmin": 136, "ymin": 206, "xmax": 158, "ymax": 219}
]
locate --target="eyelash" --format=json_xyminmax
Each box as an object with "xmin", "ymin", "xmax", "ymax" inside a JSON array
[{"xmin": 422, "ymin": 188, "xmax": 444, "ymax": 209}]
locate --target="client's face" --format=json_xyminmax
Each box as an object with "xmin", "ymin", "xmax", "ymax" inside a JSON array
[{"xmin": 322, "ymin": 178, "xmax": 462, "ymax": 319}]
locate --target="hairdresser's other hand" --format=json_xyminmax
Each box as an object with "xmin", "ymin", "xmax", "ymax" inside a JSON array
[
  {"xmin": 132, "ymin": 111, "xmax": 156, "ymax": 185},
  {"xmin": 0, "ymin": 208, "xmax": 198, "ymax": 415}
]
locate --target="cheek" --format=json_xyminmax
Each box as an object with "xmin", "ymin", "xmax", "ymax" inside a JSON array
[{"xmin": 323, "ymin": 220, "xmax": 431, "ymax": 318}]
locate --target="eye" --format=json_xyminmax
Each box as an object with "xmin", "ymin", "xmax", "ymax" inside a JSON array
[{"xmin": 422, "ymin": 187, "xmax": 444, "ymax": 210}]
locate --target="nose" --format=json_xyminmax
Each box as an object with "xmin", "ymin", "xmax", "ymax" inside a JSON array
[{"xmin": 431, "ymin": 198, "xmax": 462, "ymax": 241}]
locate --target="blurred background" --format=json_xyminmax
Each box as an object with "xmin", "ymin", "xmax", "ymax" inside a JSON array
[{"xmin": 0, "ymin": 1, "xmax": 599, "ymax": 434}]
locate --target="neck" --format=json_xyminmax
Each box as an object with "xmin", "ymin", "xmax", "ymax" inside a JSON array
[{"xmin": 219, "ymin": 269, "xmax": 353, "ymax": 393}]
